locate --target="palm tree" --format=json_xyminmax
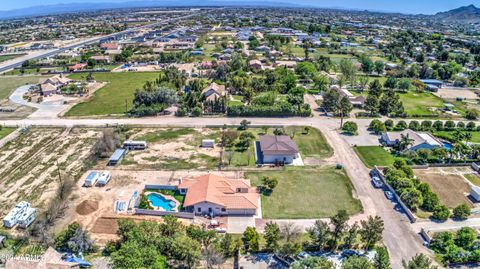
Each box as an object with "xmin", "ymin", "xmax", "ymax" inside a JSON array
[{"xmin": 399, "ymin": 134, "xmax": 414, "ymax": 151}]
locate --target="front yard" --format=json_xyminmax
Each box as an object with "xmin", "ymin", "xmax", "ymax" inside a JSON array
[
  {"xmin": 354, "ymin": 146, "xmax": 396, "ymax": 168},
  {"xmin": 245, "ymin": 166, "xmax": 362, "ymax": 219},
  {"xmin": 0, "ymin": 127, "xmax": 15, "ymax": 140}
]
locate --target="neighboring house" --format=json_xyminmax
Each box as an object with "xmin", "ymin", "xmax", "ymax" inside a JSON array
[
  {"xmin": 5, "ymin": 247, "xmax": 79, "ymax": 269},
  {"xmin": 101, "ymin": 43, "xmax": 121, "ymax": 50},
  {"xmin": 90, "ymin": 55, "xmax": 111, "ymax": 63},
  {"xmin": 258, "ymin": 135, "xmax": 300, "ymax": 164},
  {"xmin": 178, "ymin": 174, "xmax": 259, "ymax": 216},
  {"xmin": 39, "ymin": 74, "xmax": 72, "ymax": 96},
  {"xmin": 201, "ymin": 82, "xmax": 226, "ymax": 102},
  {"xmin": 381, "ymin": 129, "xmax": 443, "ymax": 151},
  {"xmin": 249, "ymin": 59, "xmax": 263, "ymax": 70},
  {"xmin": 68, "ymin": 63, "xmax": 87, "ymax": 72}
]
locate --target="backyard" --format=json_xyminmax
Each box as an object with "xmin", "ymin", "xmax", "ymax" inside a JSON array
[
  {"xmin": 354, "ymin": 146, "xmax": 396, "ymax": 168},
  {"xmin": 245, "ymin": 166, "xmax": 362, "ymax": 219},
  {"xmin": 414, "ymin": 167, "xmax": 473, "ymax": 209},
  {"xmin": 65, "ymin": 72, "xmax": 161, "ymax": 116},
  {"xmin": 434, "ymin": 131, "xmax": 480, "ymax": 143}
]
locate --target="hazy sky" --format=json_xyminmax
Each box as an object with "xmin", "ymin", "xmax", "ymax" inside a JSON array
[{"xmin": 0, "ymin": 0, "xmax": 478, "ymax": 14}]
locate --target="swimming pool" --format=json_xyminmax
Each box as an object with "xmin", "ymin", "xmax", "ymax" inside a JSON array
[
  {"xmin": 147, "ymin": 193, "xmax": 176, "ymax": 211},
  {"xmin": 443, "ymin": 142, "xmax": 453, "ymax": 151}
]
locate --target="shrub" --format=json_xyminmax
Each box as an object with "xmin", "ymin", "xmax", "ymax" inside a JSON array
[
  {"xmin": 444, "ymin": 120, "xmax": 455, "ymax": 131},
  {"xmin": 395, "ymin": 120, "xmax": 407, "ymax": 131},
  {"xmin": 457, "ymin": 121, "xmax": 465, "ymax": 129},
  {"xmin": 408, "ymin": 120, "xmax": 420, "ymax": 131},
  {"xmin": 227, "ymin": 102, "xmax": 311, "ymax": 117},
  {"xmin": 342, "ymin": 121, "xmax": 358, "ymax": 135},
  {"xmin": 452, "ymin": 203, "xmax": 471, "ymax": 220},
  {"xmin": 192, "ymin": 106, "xmax": 202, "ymax": 117},
  {"xmin": 384, "ymin": 119, "xmax": 394, "ymax": 130},
  {"xmin": 369, "ymin": 119, "xmax": 386, "ymax": 134},
  {"xmin": 421, "ymin": 120, "xmax": 432, "ymax": 131},
  {"xmin": 466, "ymin": 108, "xmax": 479, "ymax": 120},
  {"xmin": 467, "ymin": 121, "xmax": 476, "ymax": 131},
  {"xmin": 433, "ymin": 120, "xmax": 443, "ymax": 131},
  {"xmin": 432, "ymin": 205, "xmax": 450, "ymax": 221}
]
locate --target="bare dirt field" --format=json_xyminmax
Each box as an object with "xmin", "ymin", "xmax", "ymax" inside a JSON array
[
  {"xmin": 0, "ymin": 128, "xmax": 102, "ymax": 215},
  {"xmin": 433, "ymin": 88, "xmax": 478, "ymax": 100},
  {"xmin": 414, "ymin": 167, "xmax": 473, "ymax": 208},
  {"xmin": 118, "ymin": 128, "xmax": 222, "ymax": 170}
]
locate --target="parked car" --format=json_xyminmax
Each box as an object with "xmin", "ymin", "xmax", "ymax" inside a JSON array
[
  {"xmin": 371, "ymin": 177, "xmax": 383, "ymax": 188},
  {"xmin": 385, "ymin": 191, "xmax": 394, "ymax": 200}
]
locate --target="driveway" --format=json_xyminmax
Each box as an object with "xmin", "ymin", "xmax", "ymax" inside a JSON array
[{"xmin": 9, "ymin": 85, "xmax": 76, "ymax": 119}]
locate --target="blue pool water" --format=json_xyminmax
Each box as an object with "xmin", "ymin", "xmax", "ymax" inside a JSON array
[
  {"xmin": 443, "ymin": 142, "xmax": 453, "ymax": 151},
  {"xmin": 147, "ymin": 193, "xmax": 176, "ymax": 211}
]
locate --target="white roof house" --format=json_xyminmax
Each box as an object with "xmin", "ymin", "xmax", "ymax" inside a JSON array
[{"xmin": 381, "ymin": 129, "xmax": 443, "ymax": 151}]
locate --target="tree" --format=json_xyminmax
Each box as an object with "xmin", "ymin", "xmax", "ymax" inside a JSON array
[
  {"xmin": 112, "ymin": 241, "xmax": 168, "ymax": 269},
  {"xmin": 365, "ymin": 94, "xmax": 379, "ymax": 116},
  {"xmin": 374, "ymin": 61, "xmax": 385, "ymax": 75},
  {"xmin": 384, "ymin": 77, "xmax": 398, "ymax": 89},
  {"xmin": 369, "ymin": 119, "xmax": 386, "ymax": 134},
  {"xmin": 339, "ymin": 59, "xmax": 357, "ymax": 86},
  {"xmin": 342, "ymin": 121, "xmax": 358, "ymax": 135},
  {"xmin": 409, "ymin": 121, "xmax": 420, "ymax": 131},
  {"xmin": 455, "ymin": 227, "xmax": 477, "ymax": 248},
  {"xmin": 308, "ymin": 220, "xmax": 330, "ymax": 250},
  {"xmin": 344, "ymin": 222, "xmax": 359, "ymax": 249},
  {"xmin": 314, "ymin": 75, "xmax": 330, "ymax": 92},
  {"xmin": 396, "ymin": 120, "xmax": 408, "ymax": 131},
  {"xmin": 342, "ymin": 256, "xmax": 374, "ymax": 269},
  {"xmin": 239, "ymin": 119, "xmax": 251, "ymax": 130},
  {"xmin": 291, "ymin": 256, "xmax": 334, "ymax": 269},
  {"xmin": 373, "ymin": 247, "xmax": 391, "ymax": 269},
  {"xmin": 360, "ymin": 216, "xmax": 384, "ymax": 249},
  {"xmin": 400, "ymin": 188, "xmax": 423, "ymax": 211},
  {"xmin": 264, "ymin": 222, "xmax": 280, "ymax": 251},
  {"xmin": 466, "ymin": 108, "xmax": 479, "ymax": 120},
  {"xmin": 329, "ymin": 210, "xmax": 349, "ymax": 250},
  {"xmin": 242, "ymin": 227, "xmax": 259, "ymax": 252},
  {"xmin": 452, "ymin": 203, "xmax": 471, "ymax": 220},
  {"xmin": 402, "ymin": 253, "xmax": 437, "ymax": 269}
]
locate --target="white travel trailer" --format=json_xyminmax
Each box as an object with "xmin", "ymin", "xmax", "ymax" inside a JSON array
[
  {"xmin": 18, "ymin": 207, "xmax": 37, "ymax": 228},
  {"xmin": 202, "ymin": 139, "xmax": 215, "ymax": 148},
  {"xmin": 97, "ymin": 171, "xmax": 112, "ymax": 186},
  {"xmin": 123, "ymin": 140, "xmax": 147, "ymax": 150},
  {"xmin": 84, "ymin": 171, "xmax": 99, "ymax": 187},
  {"xmin": 3, "ymin": 201, "xmax": 36, "ymax": 228}
]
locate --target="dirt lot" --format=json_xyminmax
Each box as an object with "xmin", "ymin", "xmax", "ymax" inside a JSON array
[
  {"xmin": 119, "ymin": 128, "xmax": 222, "ymax": 170},
  {"xmin": 433, "ymin": 88, "xmax": 478, "ymax": 100},
  {"xmin": 414, "ymin": 167, "xmax": 474, "ymax": 208},
  {"xmin": 0, "ymin": 128, "xmax": 102, "ymax": 215}
]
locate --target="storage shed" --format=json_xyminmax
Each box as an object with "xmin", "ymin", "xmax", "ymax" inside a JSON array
[
  {"xmin": 470, "ymin": 185, "xmax": 480, "ymax": 202},
  {"xmin": 108, "ymin": 149, "xmax": 126, "ymax": 166}
]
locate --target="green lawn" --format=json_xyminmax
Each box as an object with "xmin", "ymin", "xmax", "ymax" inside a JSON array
[
  {"xmin": 246, "ymin": 166, "xmax": 362, "ymax": 219},
  {"xmin": 65, "ymin": 72, "xmax": 160, "ymax": 116},
  {"xmin": 286, "ymin": 126, "xmax": 333, "ymax": 159},
  {"xmin": 434, "ymin": 131, "xmax": 480, "ymax": 143},
  {"xmin": 465, "ymin": 174, "xmax": 480, "ymax": 186},
  {"xmin": 0, "ymin": 54, "xmax": 25, "ymax": 63},
  {"xmin": 354, "ymin": 146, "xmax": 396, "ymax": 168},
  {"xmin": 399, "ymin": 91, "xmax": 444, "ymax": 117},
  {"xmin": 0, "ymin": 76, "xmax": 49, "ymax": 100},
  {"xmin": 0, "ymin": 127, "xmax": 15, "ymax": 139},
  {"xmin": 137, "ymin": 128, "xmax": 197, "ymax": 143}
]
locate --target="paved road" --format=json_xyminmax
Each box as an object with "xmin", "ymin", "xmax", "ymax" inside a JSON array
[{"xmin": 0, "ymin": 11, "xmax": 201, "ymax": 74}]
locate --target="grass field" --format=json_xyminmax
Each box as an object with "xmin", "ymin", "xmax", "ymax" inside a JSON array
[
  {"xmin": 415, "ymin": 169, "xmax": 472, "ymax": 208},
  {"xmin": 245, "ymin": 166, "xmax": 362, "ymax": 219},
  {"xmin": 286, "ymin": 126, "xmax": 333, "ymax": 159},
  {"xmin": 0, "ymin": 75, "xmax": 49, "ymax": 100},
  {"xmin": 434, "ymin": 131, "xmax": 480, "ymax": 143},
  {"xmin": 465, "ymin": 173, "xmax": 480, "ymax": 186},
  {"xmin": 0, "ymin": 128, "xmax": 15, "ymax": 139},
  {"xmin": 0, "ymin": 54, "xmax": 25, "ymax": 63},
  {"xmin": 399, "ymin": 91, "xmax": 445, "ymax": 117},
  {"xmin": 65, "ymin": 72, "xmax": 160, "ymax": 116},
  {"xmin": 354, "ymin": 146, "xmax": 395, "ymax": 168}
]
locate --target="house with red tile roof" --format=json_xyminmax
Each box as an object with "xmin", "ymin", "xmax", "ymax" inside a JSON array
[{"xmin": 178, "ymin": 174, "xmax": 259, "ymax": 216}]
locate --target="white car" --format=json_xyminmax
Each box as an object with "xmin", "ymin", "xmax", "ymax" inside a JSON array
[
  {"xmin": 97, "ymin": 171, "xmax": 112, "ymax": 186},
  {"xmin": 385, "ymin": 191, "xmax": 394, "ymax": 200}
]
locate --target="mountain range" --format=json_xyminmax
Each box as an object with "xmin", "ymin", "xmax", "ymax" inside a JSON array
[
  {"xmin": 434, "ymin": 4, "xmax": 480, "ymax": 23},
  {"xmin": 0, "ymin": 1, "xmax": 480, "ymax": 23}
]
